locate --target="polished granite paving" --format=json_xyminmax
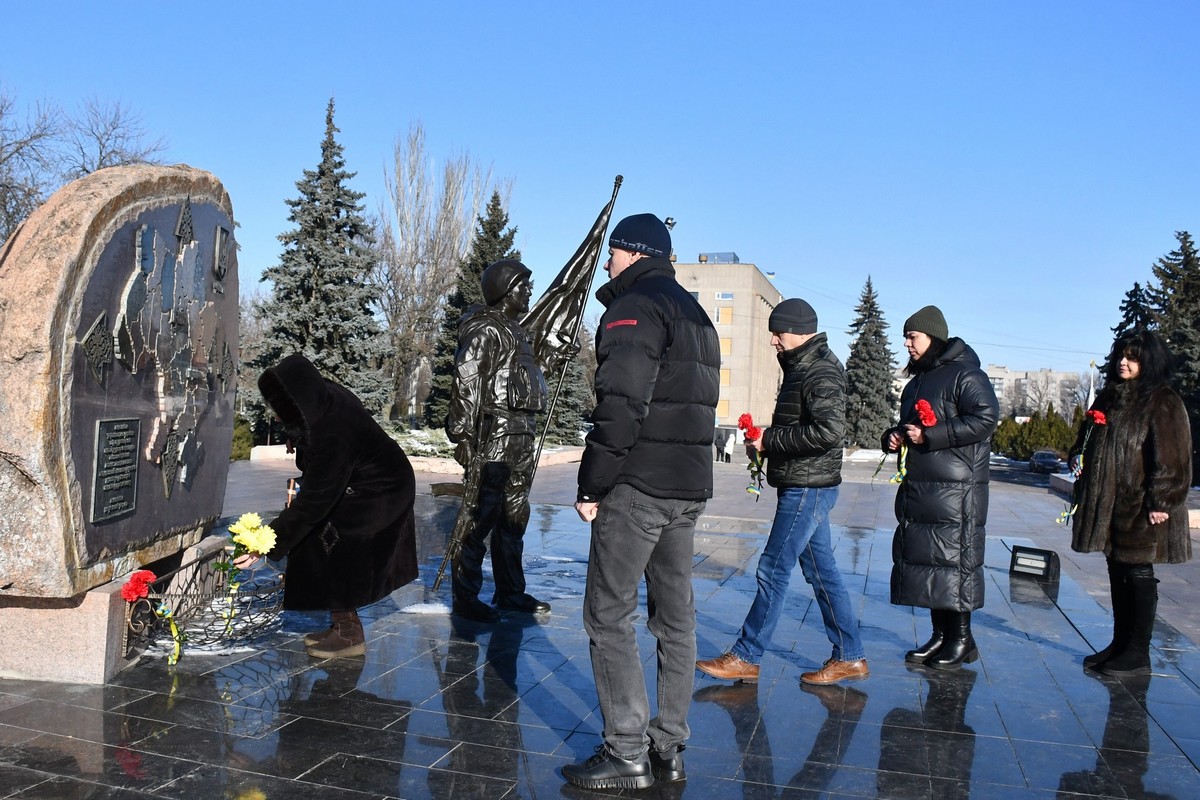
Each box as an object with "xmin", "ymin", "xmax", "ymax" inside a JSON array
[{"xmin": 1, "ymin": 463, "xmax": 1199, "ymax": 798}]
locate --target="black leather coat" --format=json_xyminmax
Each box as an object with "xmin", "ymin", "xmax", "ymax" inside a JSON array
[
  {"xmin": 762, "ymin": 333, "xmax": 845, "ymax": 489},
  {"xmin": 882, "ymin": 339, "xmax": 998, "ymax": 611},
  {"xmin": 578, "ymin": 257, "xmax": 721, "ymax": 501},
  {"xmin": 259, "ymin": 355, "xmax": 418, "ymax": 611}
]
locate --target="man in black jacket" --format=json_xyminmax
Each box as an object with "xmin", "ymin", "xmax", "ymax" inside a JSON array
[
  {"xmin": 696, "ymin": 299, "xmax": 868, "ymax": 686},
  {"xmin": 563, "ymin": 214, "xmax": 720, "ymax": 791}
]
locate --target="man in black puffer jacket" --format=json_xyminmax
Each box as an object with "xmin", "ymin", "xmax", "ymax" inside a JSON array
[
  {"xmin": 564, "ymin": 214, "xmax": 720, "ymax": 791},
  {"xmin": 697, "ymin": 299, "xmax": 868, "ymax": 688}
]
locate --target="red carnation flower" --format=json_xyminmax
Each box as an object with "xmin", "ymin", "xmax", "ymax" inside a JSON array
[
  {"xmin": 120, "ymin": 569, "xmax": 156, "ymax": 602},
  {"xmin": 1087, "ymin": 410, "xmax": 1107, "ymax": 425},
  {"xmin": 745, "ymin": 426, "xmax": 762, "ymax": 442},
  {"xmin": 915, "ymin": 399, "xmax": 937, "ymax": 427},
  {"xmin": 737, "ymin": 413, "xmax": 755, "ymax": 431}
]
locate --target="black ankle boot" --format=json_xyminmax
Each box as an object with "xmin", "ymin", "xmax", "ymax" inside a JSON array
[
  {"xmin": 927, "ymin": 611, "xmax": 979, "ymax": 670},
  {"xmin": 906, "ymin": 609, "xmax": 945, "ymax": 663},
  {"xmin": 649, "ymin": 745, "xmax": 685, "ymax": 782},
  {"xmin": 452, "ymin": 597, "xmax": 499, "ymax": 623}
]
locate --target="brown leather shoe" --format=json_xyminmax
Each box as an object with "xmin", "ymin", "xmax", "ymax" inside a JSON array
[
  {"xmin": 696, "ymin": 652, "xmax": 759, "ymax": 683},
  {"xmin": 800, "ymin": 658, "xmax": 868, "ymax": 685}
]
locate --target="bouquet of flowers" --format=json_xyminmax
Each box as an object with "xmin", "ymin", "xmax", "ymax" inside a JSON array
[
  {"xmin": 227, "ymin": 512, "xmax": 277, "ymax": 557},
  {"xmin": 1057, "ymin": 409, "xmax": 1107, "ymax": 524},
  {"xmin": 738, "ymin": 413, "xmax": 765, "ymax": 500},
  {"xmin": 876, "ymin": 399, "xmax": 938, "ymax": 484},
  {"xmin": 218, "ymin": 513, "xmax": 278, "ymax": 632}
]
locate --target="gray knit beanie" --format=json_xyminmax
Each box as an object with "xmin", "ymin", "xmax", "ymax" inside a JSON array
[{"xmin": 903, "ymin": 305, "xmax": 949, "ymax": 341}]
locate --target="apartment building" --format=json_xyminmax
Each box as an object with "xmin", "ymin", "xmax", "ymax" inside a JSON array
[
  {"xmin": 673, "ymin": 253, "xmax": 782, "ymax": 431},
  {"xmin": 984, "ymin": 364, "xmax": 1083, "ymax": 418}
]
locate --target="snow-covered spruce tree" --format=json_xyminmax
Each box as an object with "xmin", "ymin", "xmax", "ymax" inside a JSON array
[{"xmin": 255, "ymin": 99, "xmax": 387, "ymax": 411}]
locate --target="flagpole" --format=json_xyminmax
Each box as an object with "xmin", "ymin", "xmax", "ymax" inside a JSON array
[{"xmin": 529, "ymin": 175, "xmax": 622, "ymax": 483}]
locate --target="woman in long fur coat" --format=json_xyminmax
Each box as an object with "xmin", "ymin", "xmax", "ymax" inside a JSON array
[
  {"xmin": 254, "ymin": 354, "xmax": 418, "ymax": 658},
  {"xmin": 1070, "ymin": 329, "xmax": 1192, "ymax": 676}
]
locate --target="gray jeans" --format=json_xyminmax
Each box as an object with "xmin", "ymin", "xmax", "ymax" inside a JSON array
[{"xmin": 582, "ymin": 483, "xmax": 705, "ymax": 758}]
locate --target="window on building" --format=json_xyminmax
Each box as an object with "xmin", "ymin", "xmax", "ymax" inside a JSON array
[
  {"xmin": 689, "ymin": 291, "xmax": 700, "ymax": 301},
  {"xmin": 720, "ymin": 368, "xmax": 731, "ymax": 386},
  {"xmin": 714, "ymin": 307, "xmax": 732, "ymax": 324},
  {"xmin": 715, "ymin": 291, "xmax": 734, "ymax": 300},
  {"xmin": 720, "ymin": 338, "xmax": 733, "ymax": 356},
  {"xmin": 716, "ymin": 399, "xmax": 729, "ymax": 418}
]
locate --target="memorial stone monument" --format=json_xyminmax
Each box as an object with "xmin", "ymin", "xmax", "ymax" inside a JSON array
[{"xmin": 0, "ymin": 164, "xmax": 238, "ymax": 681}]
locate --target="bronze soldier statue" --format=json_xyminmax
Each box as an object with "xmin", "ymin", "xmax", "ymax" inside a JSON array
[{"xmin": 446, "ymin": 259, "xmax": 553, "ymax": 622}]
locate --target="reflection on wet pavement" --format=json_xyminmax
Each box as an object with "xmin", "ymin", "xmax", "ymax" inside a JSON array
[{"xmin": 0, "ymin": 478, "xmax": 1197, "ymax": 798}]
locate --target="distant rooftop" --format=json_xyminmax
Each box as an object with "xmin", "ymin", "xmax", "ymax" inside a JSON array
[{"xmin": 697, "ymin": 252, "xmax": 740, "ymax": 263}]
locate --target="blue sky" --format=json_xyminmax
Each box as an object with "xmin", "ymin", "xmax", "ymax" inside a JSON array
[{"xmin": 4, "ymin": 1, "xmax": 1198, "ymax": 373}]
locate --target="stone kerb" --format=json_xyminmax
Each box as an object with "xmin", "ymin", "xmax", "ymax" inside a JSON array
[{"xmin": 0, "ymin": 164, "xmax": 238, "ymax": 598}]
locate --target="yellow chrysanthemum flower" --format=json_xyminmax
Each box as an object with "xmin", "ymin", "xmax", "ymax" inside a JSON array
[
  {"xmin": 228, "ymin": 512, "xmax": 263, "ymax": 536},
  {"xmin": 232, "ymin": 524, "xmax": 276, "ymax": 555}
]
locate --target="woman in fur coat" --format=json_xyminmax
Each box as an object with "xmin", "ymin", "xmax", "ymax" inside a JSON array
[
  {"xmin": 252, "ymin": 354, "xmax": 419, "ymax": 658},
  {"xmin": 1070, "ymin": 329, "xmax": 1192, "ymax": 676}
]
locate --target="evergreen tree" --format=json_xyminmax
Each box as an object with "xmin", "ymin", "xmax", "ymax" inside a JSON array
[
  {"xmin": 542, "ymin": 354, "xmax": 594, "ymax": 444},
  {"xmin": 1148, "ymin": 230, "xmax": 1200, "ymax": 478},
  {"xmin": 1112, "ymin": 281, "xmax": 1155, "ymax": 339},
  {"xmin": 844, "ymin": 277, "xmax": 897, "ymax": 447},
  {"xmin": 255, "ymin": 99, "xmax": 386, "ymax": 411},
  {"xmin": 423, "ymin": 192, "xmax": 520, "ymax": 427}
]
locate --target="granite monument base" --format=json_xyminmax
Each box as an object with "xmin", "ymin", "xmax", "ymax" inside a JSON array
[{"xmin": 0, "ymin": 583, "xmax": 133, "ymax": 684}]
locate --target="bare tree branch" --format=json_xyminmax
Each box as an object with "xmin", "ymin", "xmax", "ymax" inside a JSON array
[
  {"xmin": 59, "ymin": 97, "xmax": 167, "ymax": 179},
  {"xmin": 371, "ymin": 121, "xmax": 506, "ymax": 419},
  {"xmin": 0, "ymin": 89, "xmax": 60, "ymax": 243}
]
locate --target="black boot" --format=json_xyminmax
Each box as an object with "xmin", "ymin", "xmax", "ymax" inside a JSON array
[
  {"xmin": 1099, "ymin": 565, "xmax": 1156, "ymax": 677},
  {"xmin": 649, "ymin": 745, "xmax": 685, "ymax": 782},
  {"xmin": 452, "ymin": 596, "xmax": 500, "ymax": 623},
  {"xmin": 906, "ymin": 609, "xmax": 946, "ymax": 663},
  {"xmin": 927, "ymin": 611, "xmax": 979, "ymax": 670},
  {"xmin": 1084, "ymin": 560, "xmax": 1132, "ymax": 670}
]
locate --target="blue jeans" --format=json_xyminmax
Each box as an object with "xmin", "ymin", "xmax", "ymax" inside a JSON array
[
  {"xmin": 582, "ymin": 483, "xmax": 705, "ymax": 758},
  {"xmin": 731, "ymin": 486, "xmax": 865, "ymax": 664}
]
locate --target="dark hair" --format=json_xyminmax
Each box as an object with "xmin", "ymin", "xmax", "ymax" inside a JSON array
[
  {"xmin": 1102, "ymin": 329, "xmax": 1173, "ymax": 397},
  {"xmin": 904, "ymin": 336, "xmax": 950, "ymax": 377}
]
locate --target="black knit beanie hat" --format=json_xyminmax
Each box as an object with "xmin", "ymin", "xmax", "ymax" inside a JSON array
[
  {"xmin": 903, "ymin": 305, "xmax": 949, "ymax": 341},
  {"xmin": 769, "ymin": 298, "xmax": 818, "ymax": 335},
  {"xmin": 609, "ymin": 213, "xmax": 671, "ymax": 258}
]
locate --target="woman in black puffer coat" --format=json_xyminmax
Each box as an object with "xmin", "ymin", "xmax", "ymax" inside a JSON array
[
  {"xmin": 1070, "ymin": 329, "xmax": 1191, "ymax": 676},
  {"xmin": 882, "ymin": 306, "xmax": 999, "ymax": 670}
]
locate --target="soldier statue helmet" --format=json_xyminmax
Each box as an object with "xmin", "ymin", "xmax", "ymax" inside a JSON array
[{"xmin": 481, "ymin": 259, "xmax": 533, "ymax": 306}]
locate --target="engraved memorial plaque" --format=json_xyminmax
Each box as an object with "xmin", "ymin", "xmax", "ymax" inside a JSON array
[
  {"xmin": 91, "ymin": 418, "xmax": 140, "ymax": 523},
  {"xmin": 0, "ymin": 165, "xmax": 239, "ymax": 597}
]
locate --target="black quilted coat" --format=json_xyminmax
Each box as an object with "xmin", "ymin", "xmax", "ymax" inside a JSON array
[
  {"xmin": 578, "ymin": 257, "xmax": 721, "ymax": 502},
  {"xmin": 882, "ymin": 339, "xmax": 999, "ymax": 611},
  {"xmin": 762, "ymin": 333, "xmax": 845, "ymax": 489},
  {"xmin": 259, "ymin": 354, "xmax": 418, "ymax": 611}
]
